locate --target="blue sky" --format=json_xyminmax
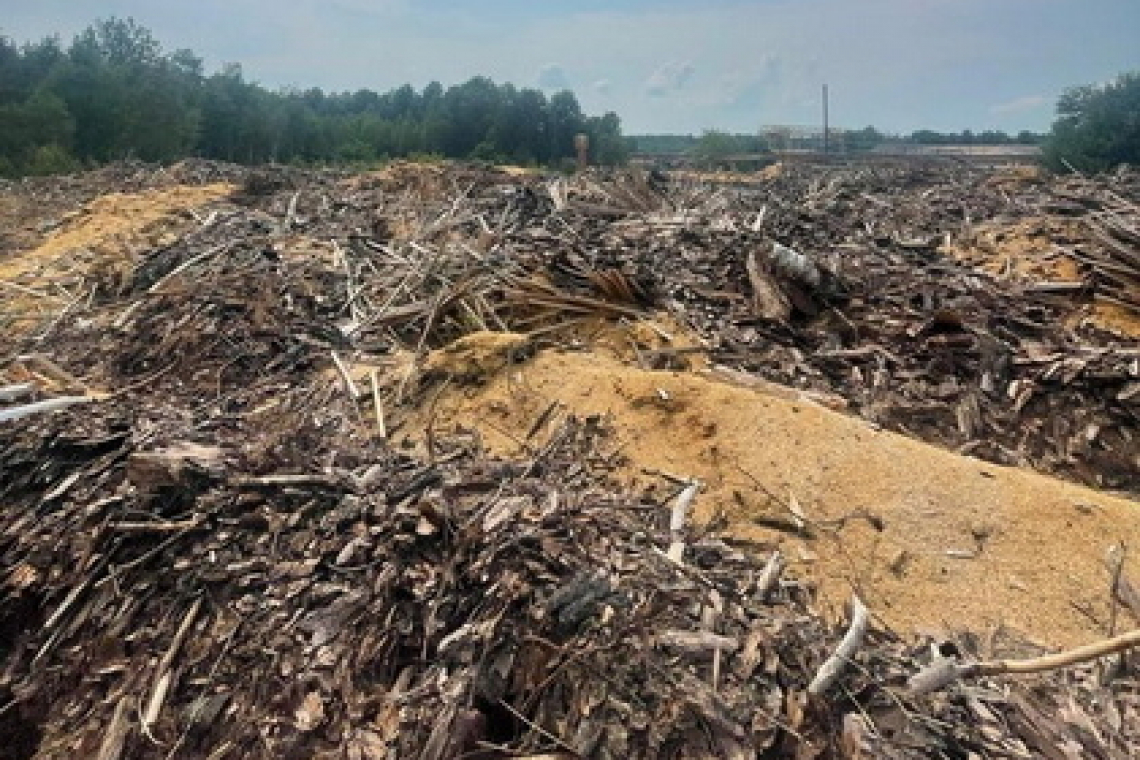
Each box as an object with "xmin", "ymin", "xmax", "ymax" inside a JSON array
[{"xmin": 2, "ymin": 0, "xmax": 1138, "ymax": 134}]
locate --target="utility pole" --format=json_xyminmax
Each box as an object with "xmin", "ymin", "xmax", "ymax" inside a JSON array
[{"xmin": 822, "ymin": 84, "xmax": 830, "ymax": 157}]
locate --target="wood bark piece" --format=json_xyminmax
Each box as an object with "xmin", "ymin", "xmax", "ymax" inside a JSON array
[
  {"xmin": 127, "ymin": 444, "xmax": 226, "ymax": 492},
  {"xmin": 655, "ymin": 629, "xmax": 739, "ymax": 654},
  {"xmin": 746, "ymin": 247, "xmax": 792, "ymax": 321},
  {"xmin": 1104, "ymin": 545, "xmax": 1140, "ymax": 625}
]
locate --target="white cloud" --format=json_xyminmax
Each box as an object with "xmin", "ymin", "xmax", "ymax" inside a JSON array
[
  {"xmin": 537, "ymin": 63, "xmax": 570, "ymax": 91},
  {"xmin": 989, "ymin": 95, "xmax": 1050, "ymax": 115},
  {"xmin": 644, "ymin": 61, "xmax": 695, "ymax": 97},
  {"xmin": 592, "ymin": 79, "xmax": 612, "ymax": 95}
]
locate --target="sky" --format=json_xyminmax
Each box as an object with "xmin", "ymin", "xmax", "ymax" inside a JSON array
[{"xmin": 2, "ymin": 0, "xmax": 1138, "ymax": 135}]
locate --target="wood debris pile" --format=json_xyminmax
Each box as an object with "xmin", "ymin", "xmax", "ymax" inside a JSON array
[
  {"xmin": 3, "ymin": 394, "xmax": 1139, "ymax": 758},
  {"xmin": 1, "ymin": 159, "xmax": 1139, "ymax": 757},
  {"xmin": 512, "ymin": 164, "xmax": 1140, "ymax": 489},
  {"xmin": 1073, "ymin": 168, "xmax": 1140, "ymax": 313}
]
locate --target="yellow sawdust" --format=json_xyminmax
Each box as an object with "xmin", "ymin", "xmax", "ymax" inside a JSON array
[
  {"xmin": 944, "ymin": 217, "xmax": 1140, "ymax": 338},
  {"xmin": 1081, "ymin": 303, "xmax": 1140, "ymax": 337},
  {"xmin": 2, "ymin": 183, "xmax": 233, "ymax": 275},
  {"xmin": 0, "ymin": 183, "xmax": 233, "ymax": 335},
  {"xmin": 422, "ymin": 331, "xmax": 532, "ymax": 380},
  {"xmin": 403, "ymin": 339, "xmax": 1140, "ymax": 648},
  {"xmin": 943, "ymin": 217, "xmax": 1080, "ymax": 281}
]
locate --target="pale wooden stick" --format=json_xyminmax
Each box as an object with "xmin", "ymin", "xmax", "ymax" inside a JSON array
[
  {"xmin": 370, "ymin": 369, "xmax": 387, "ymax": 439},
  {"xmin": 0, "ymin": 384, "xmax": 34, "ymax": 402},
  {"xmin": 666, "ymin": 480, "xmax": 700, "ymax": 563},
  {"xmin": 909, "ymin": 627, "xmax": 1140, "ymax": 695},
  {"xmin": 808, "ymin": 595, "xmax": 869, "ymax": 696},
  {"xmin": 285, "ymin": 191, "xmax": 300, "ymax": 227},
  {"xmin": 142, "ymin": 597, "xmax": 204, "ymax": 737},
  {"xmin": 330, "ymin": 351, "xmax": 361, "ymax": 399},
  {"xmin": 704, "ymin": 589, "xmax": 725, "ymax": 692},
  {"xmin": 145, "ymin": 244, "xmax": 227, "ymax": 294},
  {"xmin": 0, "ymin": 396, "xmax": 92, "ymax": 423},
  {"xmin": 756, "ymin": 550, "xmax": 785, "ymax": 600},
  {"xmin": 96, "ymin": 696, "xmax": 131, "ymax": 760}
]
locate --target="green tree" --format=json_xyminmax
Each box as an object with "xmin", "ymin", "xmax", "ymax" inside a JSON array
[
  {"xmin": 0, "ymin": 90, "xmax": 77, "ymax": 175},
  {"xmin": 1043, "ymin": 72, "xmax": 1140, "ymax": 172},
  {"xmin": 441, "ymin": 77, "xmax": 502, "ymax": 157},
  {"xmin": 510, "ymin": 88, "xmax": 549, "ymax": 163},
  {"xmin": 24, "ymin": 142, "xmax": 80, "ymax": 175},
  {"xmin": 586, "ymin": 111, "xmax": 628, "ymax": 166},
  {"xmin": 546, "ymin": 90, "xmax": 584, "ymax": 164},
  {"xmin": 693, "ymin": 129, "xmax": 738, "ymax": 164},
  {"xmin": 42, "ymin": 18, "xmax": 199, "ymax": 162},
  {"xmin": 846, "ymin": 126, "xmax": 885, "ymax": 152}
]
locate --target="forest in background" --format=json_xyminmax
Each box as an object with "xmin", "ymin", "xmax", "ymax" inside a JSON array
[
  {"xmin": 0, "ymin": 18, "xmax": 628, "ymax": 177},
  {"xmin": 1, "ymin": 18, "xmax": 1136, "ymax": 178}
]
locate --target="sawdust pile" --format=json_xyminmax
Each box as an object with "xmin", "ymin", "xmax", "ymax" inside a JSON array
[
  {"xmin": 0, "ymin": 163, "xmax": 235, "ymax": 335},
  {"xmin": 944, "ymin": 215, "xmax": 1140, "ymax": 337},
  {"xmin": 411, "ymin": 332, "xmax": 1140, "ymax": 647}
]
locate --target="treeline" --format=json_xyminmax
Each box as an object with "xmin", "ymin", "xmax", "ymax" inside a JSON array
[
  {"xmin": 0, "ymin": 18, "xmax": 628, "ymax": 177},
  {"xmin": 627, "ymin": 134, "xmax": 699, "ymax": 154},
  {"xmin": 907, "ymin": 129, "xmax": 1042, "ymax": 146},
  {"xmin": 630, "ymin": 128, "xmax": 1044, "ymax": 158}
]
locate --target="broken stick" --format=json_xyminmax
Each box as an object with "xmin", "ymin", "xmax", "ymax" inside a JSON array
[
  {"xmin": 909, "ymin": 627, "xmax": 1140, "ymax": 695},
  {"xmin": 0, "ymin": 383, "xmax": 34, "ymax": 402},
  {"xmin": 666, "ymin": 480, "xmax": 700, "ymax": 563},
  {"xmin": 756, "ymin": 550, "xmax": 785, "ymax": 601},
  {"xmin": 142, "ymin": 596, "xmax": 204, "ymax": 738},
  {"xmin": 370, "ymin": 368, "xmax": 387, "ymax": 439},
  {"xmin": 808, "ymin": 595, "xmax": 869, "ymax": 696},
  {"xmin": 0, "ymin": 395, "xmax": 92, "ymax": 423},
  {"xmin": 330, "ymin": 351, "xmax": 361, "ymax": 399}
]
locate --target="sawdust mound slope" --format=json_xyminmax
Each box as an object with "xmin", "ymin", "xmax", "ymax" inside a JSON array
[{"xmin": 413, "ymin": 340, "xmax": 1140, "ymax": 649}]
